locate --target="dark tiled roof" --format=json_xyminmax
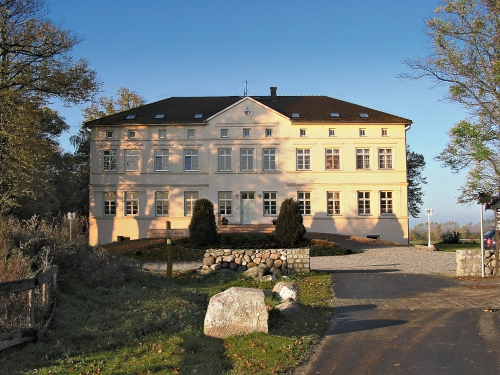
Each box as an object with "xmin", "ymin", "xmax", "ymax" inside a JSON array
[{"xmin": 85, "ymin": 95, "xmax": 412, "ymax": 126}]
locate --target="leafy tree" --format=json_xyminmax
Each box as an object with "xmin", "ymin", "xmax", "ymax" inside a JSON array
[
  {"xmin": 407, "ymin": 145, "xmax": 427, "ymax": 217},
  {"xmin": 0, "ymin": 0, "xmax": 100, "ymax": 214},
  {"xmin": 275, "ymin": 198, "xmax": 306, "ymax": 246},
  {"xmin": 402, "ymin": 0, "xmax": 500, "ymax": 202},
  {"xmin": 188, "ymin": 198, "xmax": 217, "ymax": 246}
]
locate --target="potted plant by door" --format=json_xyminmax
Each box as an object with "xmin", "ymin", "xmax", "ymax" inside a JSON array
[
  {"xmin": 272, "ymin": 219, "xmax": 277, "ymax": 225},
  {"xmin": 221, "ymin": 217, "xmax": 229, "ymax": 225}
]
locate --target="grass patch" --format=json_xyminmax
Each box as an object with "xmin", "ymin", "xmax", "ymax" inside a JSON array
[
  {"xmin": 1, "ymin": 246, "xmax": 333, "ymax": 375},
  {"xmin": 433, "ymin": 242, "xmax": 481, "ymax": 252}
]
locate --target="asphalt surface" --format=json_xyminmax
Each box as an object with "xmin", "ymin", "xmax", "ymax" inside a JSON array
[{"xmin": 294, "ymin": 268, "xmax": 500, "ymax": 375}]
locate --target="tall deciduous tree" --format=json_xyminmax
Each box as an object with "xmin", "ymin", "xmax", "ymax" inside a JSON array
[
  {"xmin": 402, "ymin": 0, "xmax": 500, "ymax": 202},
  {"xmin": 407, "ymin": 145, "xmax": 427, "ymax": 217},
  {"xmin": 0, "ymin": 0, "xmax": 100, "ymax": 214}
]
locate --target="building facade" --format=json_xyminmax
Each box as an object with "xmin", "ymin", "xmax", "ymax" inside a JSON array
[{"xmin": 87, "ymin": 88, "xmax": 412, "ymax": 245}]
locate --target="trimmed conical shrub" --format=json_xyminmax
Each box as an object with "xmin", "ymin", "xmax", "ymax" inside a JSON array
[
  {"xmin": 189, "ymin": 198, "xmax": 217, "ymax": 246},
  {"xmin": 275, "ymin": 198, "xmax": 306, "ymax": 246}
]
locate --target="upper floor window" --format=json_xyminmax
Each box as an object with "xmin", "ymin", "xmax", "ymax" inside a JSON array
[
  {"xmin": 380, "ymin": 191, "xmax": 393, "ymax": 214},
  {"xmin": 265, "ymin": 129, "xmax": 272, "ymax": 137},
  {"xmin": 379, "ymin": 148, "xmax": 393, "ymax": 169},
  {"xmin": 106, "ymin": 130, "xmax": 113, "ymax": 139},
  {"xmin": 221, "ymin": 129, "xmax": 228, "ymax": 138},
  {"xmin": 128, "ymin": 130, "xmax": 136, "ymax": 139},
  {"xmin": 382, "ymin": 128, "xmax": 388, "ymax": 137},
  {"xmin": 358, "ymin": 191, "xmax": 370, "ymax": 215},
  {"xmin": 125, "ymin": 192, "xmax": 139, "ymax": 216},
  {"xmin": 158, "ymin": 130, "xmax": 166, "ymax": 139},
  {"xmin": 329, "ymin": 128, "xmax": 336, "ymax": 137},
  {"xmin": 240, "ymin": 149, "xmax": 254, "ymax": 172},
  {"xmin": 155, "ymin": 191, "xmax": 169, "ymax": 216},
  {"xmin": 263, "ymin": 148, "xmax": 277, "ymax": 171},
  {"xmin": 125, "ymin": 150, "xmax": 139, "ymax": 171},
  {"xmin": 327, "ymin": 191, "xmax": 340, "ymax": 215},
  {"xmin": 155, "ymin": 149, "xmax": 170, "ymax": 171},
  {"xmin": 218, "ymin": 149, "xmax": 232, "ymax": 171},
  {"xmin": 356, "ymin": 148, "xmax": 370, "ymax": 169},
  {"xmin": 184, "ymin": 191, "xmax": 199, "ymax": 216},
  {"xmin": 300, "ymin": 129, "xmax": 306, "ymax": 137},
  {"xmin": 296, "ymin": 149, "xmax": 311, "ymax": 170},
  {"xmin": 103, "ymin": 150, "xmax": 117, "ymax": 171},
  {"xmin": 359, "ymin": 128, "xmax": 366, "ymax": 137},
  {"xmin": 297, "ymin": 191, "xmax": 311, "ymax": 215},
  {"xmin": 325, "ymin": 148, "xmax": 340, "ymax": 170},
  {"xmin": 187, "ymin": 129, "xmax": 195, "ymax": 138},
  {"xmin": 184, "ymin": 149, "xmax": 199, "ymax": 171},
  {"xmin": 243, "ymin": 128, "xmax": 250, "ymax": 137},
  {"xmin": 103, "ymin": 192, "xmax": 116, "ymax": 215}
]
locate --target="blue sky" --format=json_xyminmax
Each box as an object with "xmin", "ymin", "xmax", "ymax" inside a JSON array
[{"xmin": 47, "ymin": 0, "xmax": 494, "ymax": 227}]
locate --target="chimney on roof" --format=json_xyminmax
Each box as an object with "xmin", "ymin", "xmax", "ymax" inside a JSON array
[{"xmin": 270, "ymin": 86, "xmax": 277, "ymax": 99}]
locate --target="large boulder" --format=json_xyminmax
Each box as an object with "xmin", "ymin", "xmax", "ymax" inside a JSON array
[
  {"xmin": 204, "ymin": 287, "xmax": 268, "ymax": 338},
  {"xmin": 273, "ymin": 281, "xmax": 299, "ymax": 300}
]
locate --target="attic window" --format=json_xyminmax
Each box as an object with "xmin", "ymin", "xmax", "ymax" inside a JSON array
[
  {"xmin": 330, "ymin": 112, "xmax": 340, "ymax": 118},
  {"xmin": 359, "ymin": 113, "xmax": 370, "ymax": 118},
  {"xmin": 291, "ymin": 113, "xmax": 300, "ymax": 118},
  {"xmin": 155, "ymin": 114, "xmax": 165, "ymax": 119},
  {"xmin": 194, "ymin": 113, "xmax": 203, "ymax": 119},
  {"xmin": 126, "ymin": 114, "xmax": 136, "ymax": 120}
]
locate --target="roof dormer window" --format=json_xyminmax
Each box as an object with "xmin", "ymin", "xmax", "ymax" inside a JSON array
[
  {"xmin": 291, "ymin": 113, "xmax": 300, "ymax": 118},
  {"xmin": 155, "ymin": 114, "xmax": 165, "ymax": 119},
  {"xmin": 126, "ymin": 114, "xmax": 136, "ymax": 120},
  {"xmin": 359, "ymin": 113, "xmax": 370, "ymax": 118},
  {"xmin": 330, "ymin": 112, "xmax": 340, "ymax": 118},
  {"xmin": 194, "ymin": 113, "xmax": 203, "ymax": 119}
]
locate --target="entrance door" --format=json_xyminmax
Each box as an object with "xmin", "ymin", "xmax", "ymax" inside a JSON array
[{"xmin": 241, "ymin": 192, "xmax": 256, "ymax": 224}]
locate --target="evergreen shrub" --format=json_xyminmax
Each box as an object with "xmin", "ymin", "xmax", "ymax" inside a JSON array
[
  {"xmin": 275, "ymin": 198, "xmax": 306, "ymax": 246},
  {"xmin": 188, "ymin": 198, "xmax": 217, "ymax": 246}
]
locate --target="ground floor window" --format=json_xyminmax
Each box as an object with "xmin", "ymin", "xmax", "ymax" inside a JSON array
[
  {"xmin": 380, "ymin": 191, "xmax": 393, "ymax": 214},
  {"xmin": 103, "ymin": 192, "xmax": 116, "ymax": 215},
  {"xmin": 125, "ymin": 192, "xmax": 139, "ymax": 216},
  {"xmin": 156, "ymin": 191, "xmax": 169, "ymax": 215},
  {"xmin": 218, "ymin": 191, "xmax": 232, "ymax": 215},
  {"xmin": 184, "ymin": 191, "xmax": 199, "ymax": 216},
  {"xmin": 358, "ymin": 191, "xmax": 370, "ymax": 215},
  {"xmin": 297, "ymin": 191, "xmax": 311, "ymax": 215},
  {"xmin": 263, "ymin": 192, "xmax": 277, "ymax": 215},
  {"xmin": 327, "ymin": 191, "xmax": 340, "ymax": 215}
]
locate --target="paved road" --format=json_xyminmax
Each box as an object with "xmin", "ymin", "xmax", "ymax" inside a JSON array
[{"xmin": 295, "ymin": 266, "xmax": 500, "ymax": 374}]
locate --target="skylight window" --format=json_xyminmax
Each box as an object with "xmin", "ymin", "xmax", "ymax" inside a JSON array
[
  {"xmin": 291, "ymin": 113, "xmax": 300, "ymax": 118},
  {"xmin": 155, "ymin": 114, "xmax": 165, "ymax": 119},
  {"xmin": 359, "ymin": 113, "xmax": 370, "ymax": 118},
  {"xmin": 330, "ymin": 112, "xmax": 340, "ymax": 118},
  {"xmin": 194, "ymin": 113, "xmax": 203, "ymax": 119},
  {"xmin": 126, "ymin": 114, "xmax": 136, "ymax": 120}
]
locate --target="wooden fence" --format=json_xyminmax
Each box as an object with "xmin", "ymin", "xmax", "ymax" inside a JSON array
[{"xmin": 0, "ymin": 265, "xmax": 58, "ymax": 351}]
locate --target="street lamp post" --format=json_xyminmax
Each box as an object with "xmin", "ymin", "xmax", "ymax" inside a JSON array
[{"xmin": 424, "ymin": 208, "xmax": 433, "ymax": 248}]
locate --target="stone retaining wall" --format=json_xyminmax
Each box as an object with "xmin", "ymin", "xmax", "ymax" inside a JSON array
[
  {"xmin": 202, "ymin": 248, "xmax": 310, "ymax": 275},
  {"xmin": 456, "ymin": 249, "xmax": 498, "ymax": 276}
]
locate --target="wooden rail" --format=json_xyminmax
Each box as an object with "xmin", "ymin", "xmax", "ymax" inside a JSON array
[{"xmin": 0, "ymin": 265, "xmax": 58, "ymax": 351}]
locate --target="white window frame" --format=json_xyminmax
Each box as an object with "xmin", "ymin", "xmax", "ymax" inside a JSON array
[
  {"xmin": 325, "ymin": 148, "xmax": 340, "ymax": 170},
  {"xmin": 184, "ymin": 149, "xmax": 199, "ymax": 171},
  {"xmin": 218, "ymin": 149, "xmax": 232, "ymax": 171},
  {"xmin": 155, "ymin": 149, "xmax": 170, "ymax": 171},
  {"xmin": 380, "ymin": 191, "xmax": 393, "ymax": 214},
  {"xmin": 263, "ymin": 191, "xmax": 277, "ymax": 216},
  {"xmin": 187, "ymin": 129, "xmax": 195, "ymax": 138},
  {"xmin": 243, "ymin": 128, "xmax": 250, "ymax": 137},
  {"xmin": 296, "ymin": 149, "xmax": 311, "ymax": 170},
  {"xmin": 378, "ymin": 148, "xmax": 393, "ymax": 169},
  {"xmin": 329, "ymin": 128, "xmax": 335, "ymax": 137},
  {"xmin": 103, "ymin": 149, "xmax": 117, "ymax": 171},
  {"xmin": 382, "ymin": 128, "xmax": 388, "ymax": 137},
  {"xmin": 240, "ymin": 148, "xmax": 254, "ymax": 172},
  {"xmin": 155, "ymin": 191, "xmax": 169, "ymax": 216},
  {"xmin": 218, "ymin": 191, "xmax": 232, "ymax": 216},
  {"xmin": 125, "ymin": 192, "xmax": 139, "ymax": 216},
  {"xmin": 359, "ymin": 128, "xmax": 366, "ymax": 137},
  {"xmin": 263, "ymin": 148, "xmax": 277, "ymax": 171},
  {"xmin": 103, "ymin": 192, "xmax": 116, "ymax": 215},
  {"xmin": 300, "ymin": 129, "xmax": 306, "ymax": 137},
  {"xmin": 128, "ymin": 130, "xmax": 136, "ymax": 139},
  {"xmin": 184, "ymin": 191, "xmax": 199, "ymax": 216},
  {"xmin": 221, "ymin": 129, "xmax": 228, "ymax": 138},
  {"xmin": 358, "ymin": 191, "xmax": 371, "ymax": 215},
  {"xmin": 356, "ymin": 148, "xmax": 370, "ymax": 170},
  {"xmin": 297, "ymin": 191, "xmax": 311, "ymax": 215},
  {"xmin": 106, "ymin": 130, "xmax": 113, "ymax": 139},
  {"xmin": 158, "ymin": 130, "xmax": 166, "ymax": 139},
  {"xmin": 265, "ymin": 129, "xmax": 272, "ymax": 137},
  {"xmin": 327, "ymin": 191, "xmax": 340, "ymax": 215},
  {"xmin": 124, "ymin": 150, "xmax": 139, "ymax": 171}
]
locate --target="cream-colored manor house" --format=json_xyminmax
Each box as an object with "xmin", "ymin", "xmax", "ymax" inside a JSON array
[{"xmin": 87, "ymin": 87, "xmax": 412, "ymax": 245}]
